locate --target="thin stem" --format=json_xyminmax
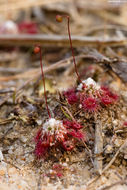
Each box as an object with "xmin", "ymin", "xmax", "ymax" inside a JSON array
[
  {"xmin": 66, "ymin": 16, "xmax": 82, "ymax": 84},
  {"xmin": 56, "ymin": 15, "xmax": 82, "ymax": 84},
  {"xmin": 38, "ymin": 46, "xmax": 51, "ymax": 118}
]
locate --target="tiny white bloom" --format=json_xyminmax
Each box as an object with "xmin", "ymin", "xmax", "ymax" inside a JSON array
[
  {"xmin": 5, "ymin": 21, "xmax": 16, "ymax": 29},
  {"xmin": 77, "ymin": 77, "xmax": 100, "ymax": 91},
  {"xmin": 42, "ymin": 118, "xmax": 67, "ymax": 137},
  {"xmin": 0, "ymin": 20, "xmax": 18, "ymax": 34}
]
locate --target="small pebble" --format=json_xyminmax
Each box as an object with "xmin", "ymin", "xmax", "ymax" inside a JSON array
[
  {"xmin": 36, "ymin": 119, "xmax": 42, "ymax": 125},
  {"xmin": 100, "ymin": 176, "xmax": 107, "ymax": 184},
  {"xmin": 8, "ymin": 167, "xmax": 17, "ymax": 175},
  {"xmin": 122, "ymin": 160, "xmax": 126, "ymax": 166},
  {"xmin": 0, "ymin": 166, "xmax": 6, "ymax": 176},
  {"xmin": 62, "ymin": 163, "xmax": 67, "ymax": 167},
  {"xmin": 121, "ymin": 115, "xmax": 126, "ymax": 120},
  {"xmin": 66, "ymin": 158, "xmax": 69, "ymax": 162},
  {"xmin": 124, "ymin": 154, "xmax": 127, "ymax": 159},
  {"xmin": 20, "ymin": 136, "xmax": 27, "ymax": 143},
  {"xmin": 105, "ymin": 144, "xmax": 113, "ymax": 154},
  {"xmin": 113, "ymin": 119, "xmax": 118, "ymax": 126},
  {"xmin": 114, "ymin": 139, "xmax": 123, "ymax": 147}
]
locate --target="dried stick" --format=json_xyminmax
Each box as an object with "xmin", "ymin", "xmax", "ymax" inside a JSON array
[
  {"xmin": 85, "ymin": 25, "xmax": 127, "ymax": 36},
  {"xmin": 0, "ymin": 0, "xmax": 71, "ymax": 13},
  {"xmin": 98, "ymin": 180, "xmax": 127, "ymax": 190},
  {"xmin": 95, "ymin": 10, "xmax": 125, "ymax": 26},
  {"xmin": 0, "ymin": 67, "xmax": 24, "ymax": 74},
  {"xmin": 0, "ymin": 56, "xmax": 70, "ymax": 81},
  {"xmin": 94, "ymin": 118, "xmax": 103, "ymax": 175},
  {"xmin": 0, "ymin": 116, "xmax": 16, "ymax": 125},
  {"xmin": 0, "ymin": 94, "xmax": 11, "ymax": 107},
  {"xmin": 87, "ymin": 138, "xmax": 127, "ymax": 187},
  {"xmin": 102, "ymin": 138, "xmax": 127, "ymax": 174},
  {"xmin": 0, "ymin": 54, "xmax": 98, "ymax": 82},
  {"xmin": 0, "ymin": 34, "xmax": 126, "ymax": 47},
  {"xmin": 0, "ymin": 55, "xmax": 75, "ymax": 106}
]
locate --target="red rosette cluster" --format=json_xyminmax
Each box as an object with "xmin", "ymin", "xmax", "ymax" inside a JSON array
[
  {"xmin": 34, "ymin": 119, "xmax": 85, "ymax": 158},
  {"xmin": 63, "ymin": 88, "xmax": 78, "ymax": 105}
]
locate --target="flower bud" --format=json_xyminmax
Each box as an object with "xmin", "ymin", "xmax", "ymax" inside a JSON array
[
  {"xmin": 34, "ymin": 46, "xmax": 40, "ymax": 54},
  {"xmin": 56, "ymin": 15, "xmax": 63, "ymax": 22}
]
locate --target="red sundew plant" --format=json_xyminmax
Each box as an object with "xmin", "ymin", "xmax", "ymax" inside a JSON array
[
  {"xmin": 123, "ymin": 122, "xmax": 127, "ymax": 127},
  {"xmin": 62, "ymin": 120, "xmax": 85, "ymax": 149},
  {"xmin": 100, "ymin": 95, "xmax": 114, "ymax": 106},
  {"xmin": 34, "ymin": 46, "xmax": 85, "ymax": 158},
  {"xmin": 68, "ymin": 129, "xmax": 84, "ymax": 140},
  {"xmin": 63, "ymin": 120, "xmax": 85, "ymax": 142},
  {"xmin": 77, "ymin": 78, "xmax": 100, "ymax": 113},
  {"xmin": 52, "ymin": 163, "xmax": 64, "ymax": 178},
  {"xmin": 45, "ymin": 163, "xmax": 67, "ymax": 178},
  {"xmin": 77, "ymin": 78, "xmax": 118, "ymax": 112},
  {"xmin": 18, "ymin": 22, "xmax": 38, "ymax": 34},
  {"xmin": 62, "ymin": 77, "xmax": 118, "ymax": 113},
  {"xmin": 56, "ymin": 15, "xmax": 118, "ymax": 112},
  {"xmin": 63, "ymin": 120, "xmax": 83, "ymax": 130},
  {"xmin": 100, "ymin": 86, "xmax": 119, "ymax": 105},
  {"xmin": 63, "ymin": 88, "xmax": 78, "ymax": 105},
  {"xmin": 81, "ymin": 96, "xmax": 99, "ymax": 112}
]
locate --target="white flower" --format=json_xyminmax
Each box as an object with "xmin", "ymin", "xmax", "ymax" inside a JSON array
[
  {"xmin": 77, "ymin": 77, "xmax": 100, "ymax": 91},
  {"xmin": 0, "ymin": 20, "xmax": 18, "ymax": 34},
  {"xmin": 42, "ymin": 118, "xmax": 67, "ymax": 141}
]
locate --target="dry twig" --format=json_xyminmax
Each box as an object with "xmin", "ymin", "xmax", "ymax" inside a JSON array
[
  {"xmin": 0, "ymin": 34, "xmax": 126, "ymax": 47},
  {"xmin": 0, "ymin": 0, "xmax": 71, "ymax": 13},
  {"xmin": 98, "ymin": 179, "xmax": 127, "ymax": 190},
  {"xmin": 87, "ymin": 138, "xmax": 127, "ymax": 187},
  {"xmin": 102, "ymin": 138, "xmax": 127, "ymax": 174},
  {"xmin": 94, "ymin": 118, "xmax": 103, "ymax": 175}
]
